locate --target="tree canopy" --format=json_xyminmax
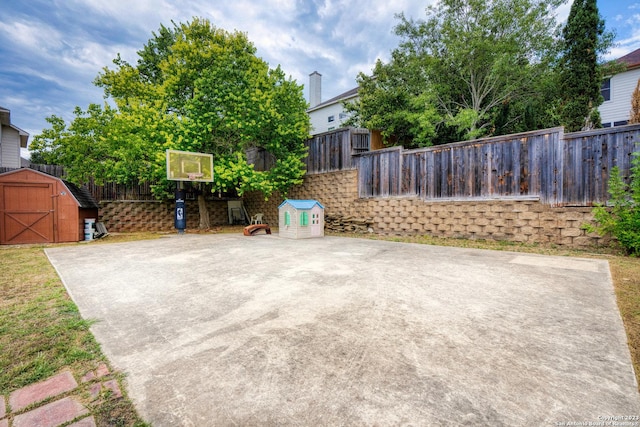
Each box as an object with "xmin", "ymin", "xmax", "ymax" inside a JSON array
[
  {"xmin": 346, "ymin": 0, "xmax": 563, "ymax": 147},
  {"xmin": 30, "ymin": 18, "xmax": 310, "ymax": 200}
]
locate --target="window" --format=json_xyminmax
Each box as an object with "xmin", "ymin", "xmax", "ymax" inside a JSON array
[
  {"xmin": 312, "ymin": 213, "xmax": 319, "ymax": 225},
  {"xmin": 601, "ymin": 78, "xmax": 611, "ymax": 102},
  {"xmin": 339, "ymin": 112, "xmax": 349, "ymax": 120},
  {"xmin": 328, "ymin": 115, "xmax": 335, "ymax": 123},
  {"xmin": 614, "ymin": 120, "xmax": 629, "ymax": 127},
  {"xmin": 284, "ymin": 211, "xmax": 290, "ymax": 226},
  {"xmin": 300, "ymin": 211, "xmax": 309, "ymax": 226}
]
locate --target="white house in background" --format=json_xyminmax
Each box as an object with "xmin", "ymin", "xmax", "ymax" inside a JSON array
[
  {"xmin": 0, "ymin": 107, "xmax": 29, "ymax": 168},
  {"xmin": 307, "ymin": 71, "xmax": 359, "ymax": 135},
  {"xmin": 599, "ymin": 48, "xmax": 640, "ymax": 128}
]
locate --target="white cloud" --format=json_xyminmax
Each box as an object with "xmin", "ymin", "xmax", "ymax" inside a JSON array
[
  {"xmin": 66, "ymin": 0, "xmax": 180, "ymax": 30},
  {"xmin": 554, "ymin": 2, "xmax": 571, "ymax": 24},
  {"xmin": 7, "ymin": 0, "xmax": 629, "ymax": 142},
  {"xmin": 627, "ymin": 13, "xmax": 640, "ymax": 26},
  {"xmin": 0, "ymin": 19, "xmax": 64, "ymax": 54}
]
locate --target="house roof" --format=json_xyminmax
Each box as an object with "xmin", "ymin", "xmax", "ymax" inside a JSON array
[
  {"xmin": 0, "ymin": 106, "xmax": 10, "ymax": 126},
  {"xmin": 12, "ymin": 125, "xmax": 30, "ymax": 148},
  {"xmin": 0, "ymin": 106, "xmax": 29, "ymax": 147},
  {"xmin": 307, "ymin": 86, "xmax": 359, "ymax": 113},
  {"xmin": 617, "ymin": 48, "xmax": 640, "ymax": 70},
  {"xmin": 278, "ymin": 199, "xmax": 325, "ymax": 210}
]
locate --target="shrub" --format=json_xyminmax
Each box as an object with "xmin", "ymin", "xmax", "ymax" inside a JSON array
[{"xmin": 586, "ymin": 154, "xmax": 640, "ymax": 256}]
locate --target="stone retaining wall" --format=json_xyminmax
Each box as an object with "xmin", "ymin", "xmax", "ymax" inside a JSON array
[
  {"xmin": 99, "ymin": 199, "xmax": 230, "ymax": 232},
  {"xmin": 99, "ymin": 170, "xmax": 607, "ymax": 247},
  {"xmin": 244, "ymin": 170, "xmax": 608, "ymax": 248}
]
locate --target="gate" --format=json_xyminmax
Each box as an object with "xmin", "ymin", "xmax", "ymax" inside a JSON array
[{"xmin": 0, "ymin": 183, "xmax": 55, "ymax": 244}]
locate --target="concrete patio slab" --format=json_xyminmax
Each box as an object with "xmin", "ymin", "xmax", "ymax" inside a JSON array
[{"xmin": 46, "ymin": 234, "xmax": 640, "ymax": 426}]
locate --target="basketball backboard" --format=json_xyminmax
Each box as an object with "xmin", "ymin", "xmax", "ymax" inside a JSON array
[{"xmin": 166, "ymin": 149, "xmax": 214, "ymax": 182}]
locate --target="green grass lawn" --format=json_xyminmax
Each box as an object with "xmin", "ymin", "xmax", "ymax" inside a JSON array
[
  {"xmin": 1, "ymin": 230, "xmax": 639, "ymax": 427},
  {"xmin": 0, "ymin": 235, "xmax": 153, "ymax": 426}
]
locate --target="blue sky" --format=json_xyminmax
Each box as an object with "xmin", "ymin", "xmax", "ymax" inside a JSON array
[{"xmin": 0, "ymin": 0, "xmax": 637, "ymax": 157}]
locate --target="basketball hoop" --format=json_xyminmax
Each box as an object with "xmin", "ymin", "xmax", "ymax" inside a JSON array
[
  {"xmin": 187, "ymin": 172, "xmax": 204, "ymax": 181},
  {"xmin": 166, "ymin": 150, "xmax": 214, "ymax": 182}
]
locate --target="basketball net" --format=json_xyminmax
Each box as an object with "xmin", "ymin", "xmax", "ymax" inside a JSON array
[{"xmin": 187, "ymin": 172, "xmax": 204, "ymax": 181}]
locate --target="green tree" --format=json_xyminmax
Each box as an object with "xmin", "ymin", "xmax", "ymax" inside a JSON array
[
  {"xmin": 586, "ymin": 155, "xmax": 640, "ymax": 256},
  {"xmin": 345, "ymin": 55, "xmax": 440, "ymax": 148},
  {"xmin": 557, "ymin": 0, "xmax": 614, "ymax": 132},
  {"xmin": 30, "ymin": 19, "xmax": 310, "ymax": 227},
  {"xmin": 347, "ymin": 0, "xmax": 562, "ymax": 146},
  {"xmin": 31, "ymin": 103, "xmax": 180, "ymax": 186}
]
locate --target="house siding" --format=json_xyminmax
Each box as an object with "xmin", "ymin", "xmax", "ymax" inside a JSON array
[
  {"xmin": 309, "ymin": 103, "xmax": 352, "ymax": 135},
  {"xmin": 600, "ymin": 68, "xmax": 640, "ymax": 126},
  {"xmin": 0, "ymin": 125, "xmax": 21, "ymax": 168}
]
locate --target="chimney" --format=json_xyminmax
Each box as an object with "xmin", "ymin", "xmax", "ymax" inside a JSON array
[{"xmin": 309, "ymin": 71, "xmax": 322, "ymax": 107}]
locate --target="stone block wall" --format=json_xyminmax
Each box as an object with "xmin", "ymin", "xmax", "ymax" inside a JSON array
[
  {"xmin": 242, "ymin": 170, "xmax": 609, "ymax": 248},
  {"xmin": 243, "ymin": 170, "xmax": 359, "ymax": 226},
  {"xmin": 99, "ymin": 199, "xmax": 230, "ymax": 232},
  {"xmin": 352, "ymin": 198, "xmax": 607, "ymax": 247},
  {"xmin": 99, "ymin": 169, "xmax": 608, "ymax": 248}
]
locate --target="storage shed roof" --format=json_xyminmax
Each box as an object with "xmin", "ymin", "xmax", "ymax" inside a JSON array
[
  {"xmin": 0, "ymin": 168, "xmax": 98, "ymax": 209},
  {"xmin": 278, "ymin": 199, "xmax": 324, "ymax": 210},
  {"xmin": 63, "ymin": 180, "xmax": 99, "ymax": 209}
]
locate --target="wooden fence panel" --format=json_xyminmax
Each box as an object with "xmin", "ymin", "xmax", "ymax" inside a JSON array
[
  {"xmin": 562, "ymin": 125, "xmax": 640, "ymax": 206},
  {"xmin": 86, "ymin": 180, "xmax": 156, "ymax": 201},
  {"xmin": 305, "ymin": 127, "xmax": 370, "ymax": 174},
  {"xmin": 401, "ymin": 152, "xmax": 420, "ymax": 195},
  {"xmin": 0, "ymin": 164, "xmax": 66, "ymax": 177},
  {"xmin": 480, "ymin": 143, "xmax": 492, "ymax": 197},
  {"xmin": 536, "ymin": 130, "xmax": 564, "ymax": 205},
  {"xmin": 357, "ymin": 147, "xmax": 402, "ymax": 197},
  {"xmin": 439, "ymin": 147, "xmax": 452, "ymax": 197},
  {"xmin": 6, "ymin": 125, "xmax": 638, "ymax": 207},
  {"xmin": 358, "ymin": 125, "xmax": 639, "ymax": 206},
  {"xmin": 386, "ymin": 128, "xmax": 566, "ymax": 202}
]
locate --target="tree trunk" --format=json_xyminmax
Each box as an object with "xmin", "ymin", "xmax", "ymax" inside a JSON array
[{"xmin": 198, "ymin": 193, "xmax": 211, "ymax": 229}]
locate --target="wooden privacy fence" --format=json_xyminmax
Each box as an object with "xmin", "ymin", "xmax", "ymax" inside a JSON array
[
  {"xmin": 305, "ymin": 128, "xmax": 370, "ymax": 174},
  {"xmin": 562, "ymin": 126, "xmax": 640, "ymax": 206},
  {"xmin": 0, "ymin": 164, "xmax": 66, "ymax": 177},
  {"xmin": 86, "ymin": 180, "xmax": 156, "ymax": 201},
  {"xmin": 357, "ymin": 124, "xmax": 640, "ymax": 207},
  {"xmin": 8, "ymin": 124, "xmax": 638, "ymax": 207},
  {"xmin": 0, "ymin": 164, "xmax": 156, "ymax": 201}
]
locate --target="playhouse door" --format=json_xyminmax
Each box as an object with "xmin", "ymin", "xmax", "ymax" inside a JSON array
[{"xmin": 310, "ymin": 212, "xmax": 322, "ymax": 237}]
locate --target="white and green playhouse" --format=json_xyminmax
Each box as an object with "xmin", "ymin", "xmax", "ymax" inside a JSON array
[{"xmin": 278, "ymin": 199, "xmax": 324, "ymax": 239}]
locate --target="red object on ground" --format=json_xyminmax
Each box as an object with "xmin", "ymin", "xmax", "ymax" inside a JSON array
[
  {"xmin": 243, "ymin": 224, "xmax": 271, "ymax": 236},
  {"xmin": 9, "ymin": 371, "xmax": 77, "ymax": 412}
]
